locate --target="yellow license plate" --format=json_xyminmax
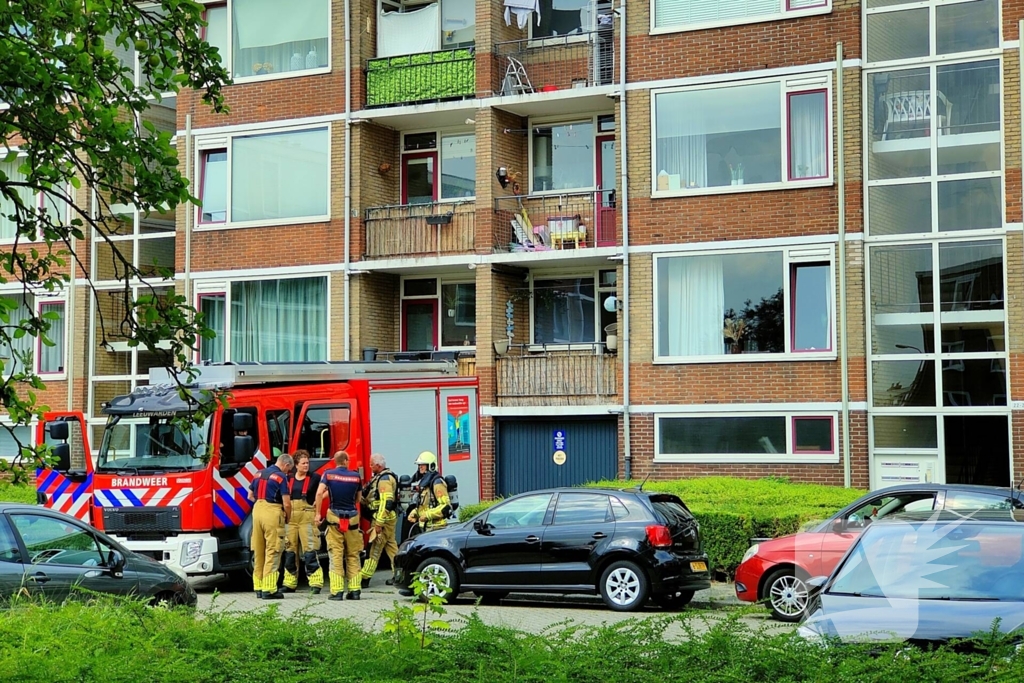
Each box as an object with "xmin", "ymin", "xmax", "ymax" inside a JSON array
[{"xmin": 690, "ymin": 561, "xmax": 708, "ymax": 572}]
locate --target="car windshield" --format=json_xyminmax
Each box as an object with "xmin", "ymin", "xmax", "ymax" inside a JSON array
[
  {"xmin": 828, "ymin": 521, "xmax": 1024, "ymax": 601},
  {"xmin": 97, "ymin": 415, "xmax": 210, "ymax": 472}
]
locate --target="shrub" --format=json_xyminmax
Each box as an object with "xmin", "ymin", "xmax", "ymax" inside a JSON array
[
  {"xmin": 457, "ymin": 478, "xmax": 865, "ymax": 576},
  {"xmin": 0, "ymin": 480, "xmax": 35, "ymax": 504}
]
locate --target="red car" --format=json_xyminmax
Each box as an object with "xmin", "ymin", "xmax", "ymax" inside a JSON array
[{"xmin": 733, "ymin": 483, "xmax": 1022, "ymax": 621}]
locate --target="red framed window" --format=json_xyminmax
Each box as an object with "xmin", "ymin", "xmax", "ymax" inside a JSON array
[
  {"xmin": 787, "ymin": 89, "xmax": 829, "ymax": 181},
  {"xmin": 36, "ymin": 300, "xmax": 66, "ymax": 375},
  {"xmin": 402, "ymin": 152, "xmax": 438, "ymax": 205},
  {"xmin": 402, "ymin": 299, "xmax": 438, "ymax": 351},
  {"xmin": 196, "ymin": 292, "xmax": 226, "ymax": 362},
  {"xmin": 790, "ymin": 262, "xmax": 832, "ymax": 352},
  {"xmin": 793, "ymin": 416, "xmax": 834, "ymax": 454},
  {"xmin": 198, "ymin": 149, "xmax": 227, "ymax": 224}
]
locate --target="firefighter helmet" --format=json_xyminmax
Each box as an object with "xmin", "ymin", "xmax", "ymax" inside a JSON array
[{"xmin": 415, "ymin": 451, "xmax": 438, "ymax": 470}]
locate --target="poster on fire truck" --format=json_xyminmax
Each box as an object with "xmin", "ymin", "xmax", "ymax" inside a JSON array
[{"xmin": 446, "ymin": 395, "xmax": 471, "ymax": 461}]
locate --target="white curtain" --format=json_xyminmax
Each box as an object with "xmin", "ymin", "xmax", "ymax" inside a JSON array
[
  {"xmin": 232, "ymin": 0, "xmax": 328, "ymax": 76},
  {"xmin": 230, "ymin": 278, "xmax": 327, "ymax": 362},
  {"xmin": 38, "ymin": 301, "xmax": 65, "ymax": 373},
  {"xmin": 789, "ymin": 92, "xmax": 827, "ymax": 179},
  {"xmin": 656, "ymin": 134, "xmax": 707, "ymax": 189},
  {"xmin": 663, "ymin": 257, "xmax": 724, "ymax": 356},
  {"xmin": 378, "ymin": 4, "xmax": 440, "ymax": 58},
  {"xmin": 230, "ymin": 129, "xmax": 328, "ymax": 222},
  {"xmin": 200, "ymin": 295, "xmax": 226, "ymax": 363}
]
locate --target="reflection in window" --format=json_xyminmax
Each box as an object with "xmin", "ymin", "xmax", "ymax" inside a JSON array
[
  {"xmin": 486, "ymin": 494, "xmax": 553, "ymax": 528},
  {"xmin": 937, "ymin": 240, "xmax": 1002, "ymax": 312},
  {"xmin": 552, "ymin": 493, "xmax": 611, "ymax": 525},
  {"xmin": 199, "ymin": 150, "xmax": 227, "ymax": 223},
  {"xmin": 660, "ymin": 416, "xmax": 787, "ymax": 456},
  {"xmin": 533, "ymin": 278, "xmax": 595, "ymax": 345},
  {"xmin": 872, "ymin": 415, "xmax": 938, "ymax": 449},
  {"xmin": 794, "ymin": 417, "xmax": 833, "ymax": 453},
  {"xmin": 871, "ymin": 360, "xmax": 936, "ymax": 407},
  {"xmin": 532, "ymin": 121, "xmax": 594, "ymax": 192},
  {"xmin": 792, "ymin": 264, "xmax": 830, "ymax": 351},
  {"xmin": 441, "ymin": 283, "xmax": 476, "ymax": 347},
  {"xmin": 440, "ymin": 134, "xmax": 476, "ymax": 199},
  {"xmin": 11, "ymin": 515, "xmax": 103, "ymax": 567}
]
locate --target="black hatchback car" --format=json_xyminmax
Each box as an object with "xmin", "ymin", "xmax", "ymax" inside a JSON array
[
  {"xmin": 393, "ymin": 487, "xmax": 711, "ymax": 611},
  {"xmin": 0, "ymin": 504, "xmax": 196, "ymax": 606}
]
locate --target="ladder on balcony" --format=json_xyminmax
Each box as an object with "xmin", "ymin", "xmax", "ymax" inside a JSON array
[{"xmin": 501, "ymin": 56, "xmax": 534, "ymax": 96}]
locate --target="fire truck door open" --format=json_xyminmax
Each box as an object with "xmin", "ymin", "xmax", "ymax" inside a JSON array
[
  {"xmin": 35, "ymin": 412, "xmax": 94, "ymax": 523},
  {"xmin": 293, "ymin": 402, "xmax": 358, "ymax": 475}
]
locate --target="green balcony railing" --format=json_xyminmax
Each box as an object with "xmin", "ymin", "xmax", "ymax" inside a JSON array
[{"xmin": 366, "ymin": 48, "xmax": 476, "ymax": 108}]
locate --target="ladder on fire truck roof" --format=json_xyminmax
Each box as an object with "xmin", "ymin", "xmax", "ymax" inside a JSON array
[{"xmin": 149, "ymin": 360, "xmax": 460, "ymax": 389}]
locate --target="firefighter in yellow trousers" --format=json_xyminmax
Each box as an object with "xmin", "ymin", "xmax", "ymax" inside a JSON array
[
  {"xmin": 407, "ymin": 451, "xmax": 451, "ymax": 534},
  {"xmin": 247, "ymin": 453, "xmax": 293, "ymax": 599},
  {"xmin": 315, "ymin": 450, "xmax": 364, "ymax": 601},
  {"xmin": 360, "ymin": 453, "xmax": 399, "ymax": 588},
  {"xmin": 282, "ymin": 450, "xmax": 324, "ymax": 594}
]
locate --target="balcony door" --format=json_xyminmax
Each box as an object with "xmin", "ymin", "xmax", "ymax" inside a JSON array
[
  {"xmin": 402, "ymin": 152, "xmax": 438, "ymax": 205},
  {"xmin": 402, "ymin": 299, "xmax": 437, "ymax": 351},
  {"xmin": 596, "ymin": 135, "xmax": 616, "ymax": 246}
]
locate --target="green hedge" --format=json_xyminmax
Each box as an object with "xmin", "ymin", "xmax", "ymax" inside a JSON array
[
  {"xmin": 0, "ymin": 481, "xmax": 35, "ymax": 504},
  {"xmin": 459, "ymin": 477, "xmax": 865, "ymax": 577},
  {"xmin": 366, "ymin": 49, "xmax": 475, "ymax": 107},
  {"xmin": 0, "ymin": 600, "xmax": 1020, "ymax": 682}
]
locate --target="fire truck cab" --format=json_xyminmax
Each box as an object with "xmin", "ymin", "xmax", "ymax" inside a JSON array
[{"xmin": 36, "ymin": 361, "xmax": 480, "ymax": 579}]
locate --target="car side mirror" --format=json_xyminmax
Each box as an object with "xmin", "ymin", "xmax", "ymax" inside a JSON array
[
  {"xmin": 53, "ymin": 444, "xmax": 72, "ymax": 473},
  {"xmin": 232, "ymin": 412, "xmax": 253, "ymax": 432},
  {"xmin": 831, "ymin": 517, "xmax": 847, "ymax": 534},
  {"xmin": 473, "ymin": 518, "xmax": 489, "ymax": 534},
  {"xmin": 107, "ymin": 550, "xmax": 126, "ymax": 578},
  {"xmin": 233, "ymin": 435, "xmax": 255, "ymax": 464},
  {"xmin": 48, "ymin": 420, "xmax": 70, "ymax": 441}
]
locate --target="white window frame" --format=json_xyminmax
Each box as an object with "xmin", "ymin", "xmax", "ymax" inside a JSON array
[
  {"xmin": 862, "ymin": 0, "xmax": 1003, "ymax": 69},
  {"xmin": 654, "ymin": 410, "xmax": 840, "ymax": 464},
  {"xmin": 0, "ymin": 419, "xmax": 35, "ymax": 462},
  {"xmin": 652, "ymin": 244, "xmax": 837, "ymax": 364},
  {"xmin": 528, "ymin": 114, "xmax": 603, "ymax": 196},
  {"xmin": 528, "ymin": 268, "xmax": 616, "ymax": 350},
  {"xmin": 193, "ymin": 124, "xmax": 332, "ymax": 230},
  {"xmin": 0, "ymin": 149, "xmax": 71, "ymax": 245},
  {"xmin": 650, "ymin": 0, "xmax": 832, "ymax": 36},
  {"xmin": 191, "ymin": 273, "xmax": 332, "ymax": 363},
  {"xmin": 400, "ymin": 128, "xmax": 477, "ymax": 204},
  {"xmin": 399, "ymin": 275, "xmax": 477, "ymax": 351},
  {"xmin": 0, "ymin": 289, "xmax": 67, "ymax": 380},
  {"xmin": 200, "ymin": 0, "xmax": 332, "ymax": 85},
  {"xmin": 650, "ymin": 73, "xmax": 834, "ymax": 198},
  {"xmin": 35, "ymin": 296, "xmax": 68, "ymax": 380}
]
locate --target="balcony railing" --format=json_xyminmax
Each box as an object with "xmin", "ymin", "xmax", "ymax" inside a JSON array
[
  {"xmin": 496, "ymin": 344, "xmax": 617, "ymax": 406},
  {"xmin": 366, "ymin": 48, "xmax": 476, "ymax": 108},
  {"xmin": 493, "ymin": 191, "xmax": 616, "ymax": 252},
  {"xmin": 493, "ymin": 27, "xmax": 613, "ymax": 97},
  {"xmin": 365, "ymin": 201, "xmax": 475, "ymax": 258}
]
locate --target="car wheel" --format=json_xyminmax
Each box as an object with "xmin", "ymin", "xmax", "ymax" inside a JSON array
[
  {"xmin": 414, "ymin": 557, "xmax": 460, "ymax": 600},
  {"xmin": 654, "ymin": 589, "xmax": 695, "ymax": 610},
  {"xmin": 599, "ymin": 560, "xmax": 649, "ymax": 612},
  {"xmin": 475, "ymin": 591, "xmax": 508, "ymax": 605},
  {"xmin": 763, "ymin": 567, "xmax": 809, "ymax": 622}
]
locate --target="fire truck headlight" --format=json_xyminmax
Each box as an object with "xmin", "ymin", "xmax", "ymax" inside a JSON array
[{"xmin": 181, "ymin": 541, "xmax": 203, "ymax": 567}]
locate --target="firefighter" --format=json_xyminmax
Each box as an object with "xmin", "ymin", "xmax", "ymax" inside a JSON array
[
  {"xmin": 281, "ymin": 450, "xmax": 324, "ymax": 595},
  {"xmin": 247, "ymin": 453, "xmax": 294, "ymax": 599},
  {"xmin": 314, "ymin": 450, "xmax": 364, "ymax": 601},
  {"xmin": 406, "ymin": 451, "xmax": 451, "ymax": 536},
  {"xmin": 359, "ymin": 453, "xmax": 400, "ymax": 588}
]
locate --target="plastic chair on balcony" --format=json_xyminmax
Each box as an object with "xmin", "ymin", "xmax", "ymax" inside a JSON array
[{"xmin": 501, "ymin": 56, "xmax": 534, "ymax": 96}]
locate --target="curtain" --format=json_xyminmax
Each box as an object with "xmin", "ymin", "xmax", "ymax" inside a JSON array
[
  {"xmin": 230, "ymin": 277, "xmax": 327, "ymax": 362},
  {"xmin": 655, "ymin": 134, "xmax": 707, "ymax": 189},
  {"xmin": 378, "ymin": 4, "xmax": 440, "ymax": 58},
  {"xmin": 232, "ymin": 0, "xmax": 328, "ymax": 76},
  {"xmin": 38, "ymin": 302, "xmax": 65, "ymax": 373},
  {"xmin": 0, "ymin": 160, "xmax": 36, "ymax": 240},
  {"xmin": 0, "ymin": 294, "xmax": 33, "ymax": 376},
  {"xmin": 789, "ymin": 92, "xmax": 827, "ymax": 179},
  {"xmin": 231, "ymin": 129, "xmax": 328, "ymax": 222},
  {"xmin": 663, "ymin": 256, "xmax": 724, "ymax": 356},
  {"xmin": 200, "ymin": 295, "xmax": 226, "ymax": 363}
]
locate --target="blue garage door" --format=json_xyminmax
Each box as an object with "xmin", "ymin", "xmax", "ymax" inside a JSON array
[{"xmin": 497, "ymin": 418, "xmax": 618, "ymax": 496}]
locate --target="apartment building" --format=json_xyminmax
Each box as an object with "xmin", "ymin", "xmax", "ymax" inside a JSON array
[{"xmin": 6, "ymin": 0, "xmax": 1022, "ymax": 500}]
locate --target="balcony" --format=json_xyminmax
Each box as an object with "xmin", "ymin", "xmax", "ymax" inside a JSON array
[
  {"xmin": 493, "ymin": 191, "xmax": 616, "ymax": 253},
  {"xmin": 496, "ymin": 345, "xmax": 617, "ymax": 406},
  {"xmin": 365, "ymin": 48, "xmax": 476, "ymax": 108},
  {"xmin": 364, "ymin": 201, "xmax": 476, "ymax": 259},
  {"xmin": 493, "ymin": 28, "xmax": 613, "ymax": 101}
]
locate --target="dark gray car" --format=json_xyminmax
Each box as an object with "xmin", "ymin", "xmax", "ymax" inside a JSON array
[{"xmin": 0, "ymin": 503, "xmax": 196, "ymax": 606}]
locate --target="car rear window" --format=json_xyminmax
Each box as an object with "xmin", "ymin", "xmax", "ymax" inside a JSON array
[
  {"xmin": 648, "ymin": 495, "xmax": 694, "ymax": 526},
  {"xmin": 610, "ymin": 496, "xmax": 651, "ymax": 522}
]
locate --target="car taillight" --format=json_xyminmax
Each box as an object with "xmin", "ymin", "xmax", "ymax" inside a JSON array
[{"xmin": 646, "ymin": 524, "xmax": 672, "ymax": 548}]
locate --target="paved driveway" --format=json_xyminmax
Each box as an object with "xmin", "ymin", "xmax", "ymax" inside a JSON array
[{"xmin": 194, "ymin": 573, "xmax": 794, "ymax": 638}]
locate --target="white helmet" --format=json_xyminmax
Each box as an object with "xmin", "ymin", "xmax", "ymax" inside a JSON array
[{"xmin": 415, "ymin": 451, "xmax": 438, "ymax": 470}]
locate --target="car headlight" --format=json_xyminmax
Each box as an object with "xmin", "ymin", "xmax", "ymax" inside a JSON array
[
  {"xmin": 741, "ymin": 544, "xmax": 759, "ymax": 564},
  {"xmin": 180, "ymin": 540, "xmax": 203, "ymax": 567}
]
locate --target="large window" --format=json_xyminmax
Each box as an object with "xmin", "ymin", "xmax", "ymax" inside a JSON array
[
  {"xmin": 656, "ymin": 413, "xmax": 838, "ymax": 463},
  {"xmin": 864, "ymin": 0, "xmax": 997, "ymax": 65},
  {"xmin": 0, "ymin": 423, "xmax": 31, "ymax": 461},
  {"xmin": 401, "ymin": 277, "xmax": 476, "ymax": 350},
  {"xmin": 401, "ymin": 131, "xmax": 476, "ymax": 204},
  {"xmin": 533, "ymin": 0, "xmax": 595, "ymax": 38},
  {"xmin": 201, "ymin": 0, "xmax": 329, "ymax": 80},
  {"xmin": 0, "ymin": 294, "xmax": 66, "ymax": 378},
  {"xmin": 869, "ymin": 239, "xmax": 1006, "ymax": 408},
  {"xmin": 653, "ymin": 0, "xmax": 829, "ymax": 34},
  {"xmin": 0, "ymin": 158, "xmax": 69, "ymax": 240},
  {"xmin": 531, "ymin": 270, "xmax": 616, "ymax": 346},
  {"xmin": 532, "ymin": 120, "xmax": 596, "ymax": 193},
  {"xmin": 655, "ymin": 247, "xmax": 833, "ymax": 360},
  {"xmin": 653, "ymin": 77, "xmax": 830, "ymax": 195},
  {"xmin": 195, "ymin": 276, "xmax": 328, "ymax": 363},
  {"xmin": 196, "ymin": 127, "xmax": 329, "ymax": 227}
]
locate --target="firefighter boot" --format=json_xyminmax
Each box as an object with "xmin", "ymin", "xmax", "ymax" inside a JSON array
[
  {"xmin": 329, "ymin": 571, "xmax": 346, "ymax": 600},
  {"xmin": 262, "ymin": 572, "xmax": 284, "ymax": 599},
  {"xmin": 347, "ymin": 576, "xmax": 362, "ymax": 600},
  {"xmin": 281, "ymin": 552, "xmax": 298, "ymax": 592},
  {"xmin": 304, "ymin": 551, "xmax": 324, "ymax": 595}
]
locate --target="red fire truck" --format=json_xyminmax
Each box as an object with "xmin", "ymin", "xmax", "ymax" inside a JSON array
[{"xmin": 35, "ymin": 361, "xmax": 481, "ymax": 579}]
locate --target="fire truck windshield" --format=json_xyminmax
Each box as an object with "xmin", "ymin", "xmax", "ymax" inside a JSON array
[{"xmin": 97, "ymin": 415, "xmax": 210, "ymax": 472}]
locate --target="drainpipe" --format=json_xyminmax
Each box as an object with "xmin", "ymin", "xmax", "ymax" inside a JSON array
[
  {"xmin": 184, "ymin": 114, "xmax": 193, "ymax": 341},
  {"xmin": 343, "ymin": 0, "xmax": 353, "ymax": 361},
  {"xmin": 66, "ymin": 231, "xmax": 76, "ymax": 410},
  {"xmin": 618, "ymin": 0, "xmax": 631, "ymax": 480},
  {"xmin": 836, "ymin": 43, "xmax": 851, "ymax": 488}
]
